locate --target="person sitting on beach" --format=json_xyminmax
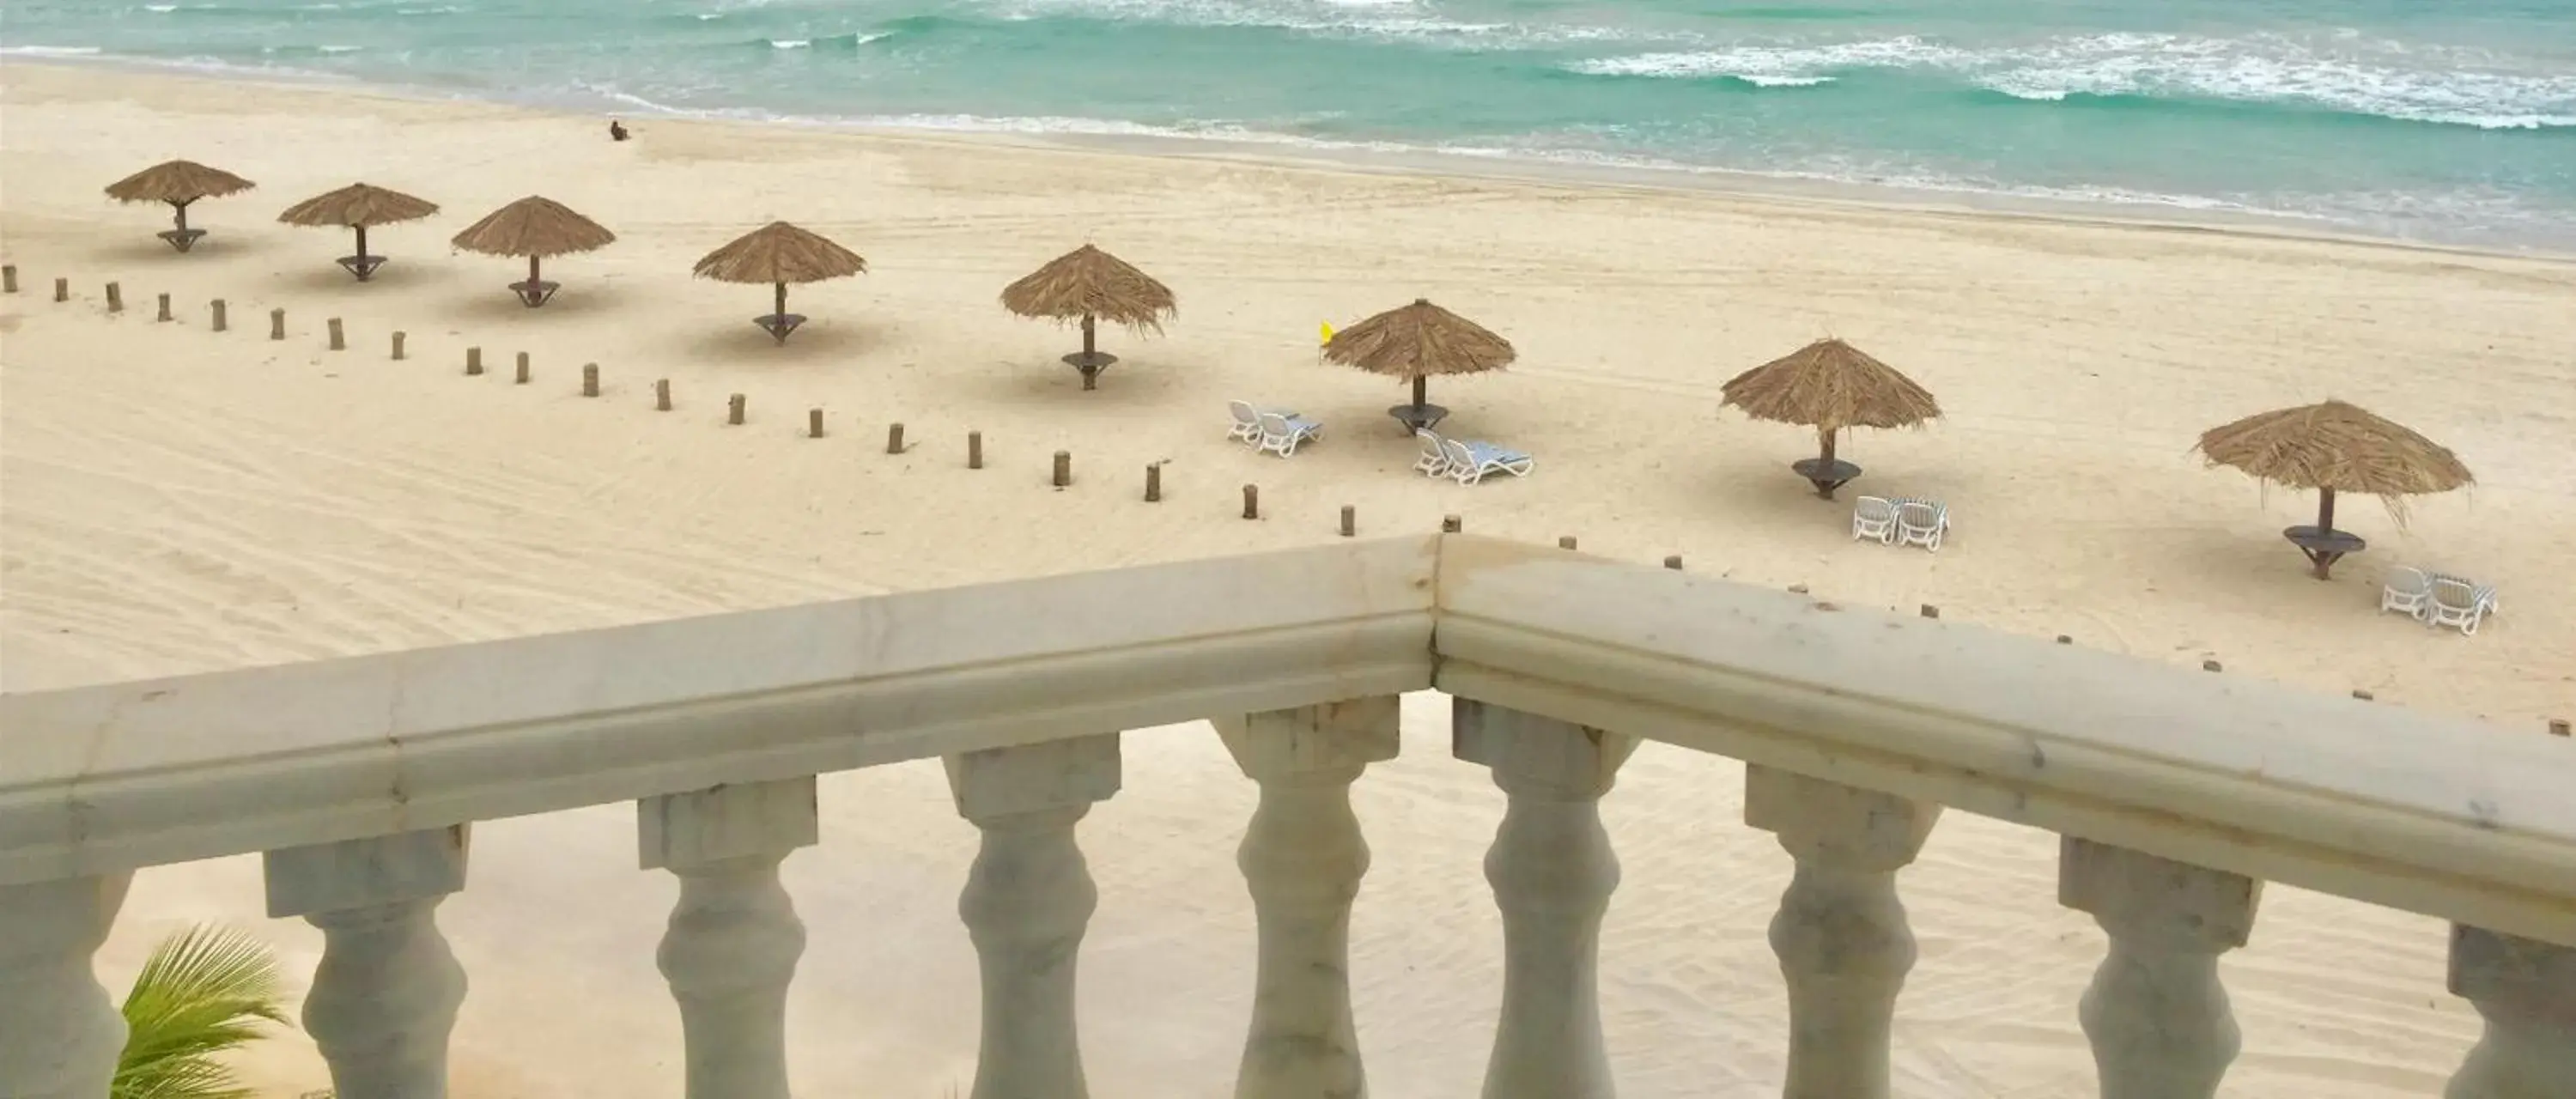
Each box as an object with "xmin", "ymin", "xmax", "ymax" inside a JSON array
[{"xmin": 609, "ymin": 119, "xmax": 630, "ymax": 142}]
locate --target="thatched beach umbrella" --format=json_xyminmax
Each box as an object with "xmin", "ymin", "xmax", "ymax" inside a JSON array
[
  {"xmin": 105, "ymin": 160, "xmax": 256, "ymax": 253},
  {"xmin": 1323, "ymin": 298, "xmax": 1515, "ymax": 434},
  {"xmin": 451, "ymin": 196, "xmax": 617, "ymax": 307},
  {"xmin": 691, "ymin": 222, "xmax": 866, "ymax": 345},
  {"xmin": 2196, "ymin": 398, "xmax": 2472, "ymax": 580},
  {"xmin": 276, "ymin": 183, "xmax": 439, "ymax": 281},
  {"xmin": 1721, "ymin": 337, "xmax": 1941, "ymax": 500},
  {"xmin": 999, "ymin": 244, "xmax": 1176, "ymax": 390}
]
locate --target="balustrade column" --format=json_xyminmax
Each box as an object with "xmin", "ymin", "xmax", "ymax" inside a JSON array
[
  {"xmin": 1743, "ymin": 766, "xmax": 1940, "ymax": 1099},
  {"xmin": 0, "ymin": 874, "xmax": 133, "ymax": 1099},
  {"xmin": 2057, "ymin": 837, "xmax": 2261, "ymax": 1099},
  {"xmin": 264, "ymin": 825, "xmax": 471, "ymax": 1099},
  {"xmin": 945, "ymin": 733, "xmax": 1122, "ymax": 1099},
  {"xmin": 1453, "ymin": 699, "xmax": 1637, "ymax": 1099},
  {"xmin": 2444, "ymin": 925, "xmax": 2576, "ymax": 1099},
  {"xmin": 640, "ymin": 777, "xmax": 818, "ymax": 1099},
  {"xmin": 1215, "ymin": 695, "xmax": 1400, "ymax": 1099}
]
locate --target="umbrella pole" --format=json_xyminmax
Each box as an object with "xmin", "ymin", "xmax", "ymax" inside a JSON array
[
  {"xmin": 170, "ymin": 200, "xmax": 191, "ymax": 235},
  {"xmin": 775, "ymin": 281, "xmax": 788, "ymax": 320},
  {"xmin": 1412, "ymin": 374, "xmax": 1428, "ymax": 410},
  {"xmin": 1082, "ymin": 313, "xmax": 1097, "ymax": 358},
  {"xmin": 529, "ymin": 255, "xmax": 542, "ymax": 285},
  {"xmin": 2317, "ymin": 487, "xmax": 2337, "ymax": 535},
  {"xmin": 355, "ymin": 224, "xmax": 369, "ymax": 260}
]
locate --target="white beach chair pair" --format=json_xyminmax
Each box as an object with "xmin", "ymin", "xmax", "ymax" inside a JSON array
[
  {"xmin": 1227, "ymin": 400, "xmax": 1322, "ymax": 458},
  {"xmin": 2381, "ymin": 567, "xmax": 2500, "ymax": 635},
  {"xmin": 1414, "ymin": 429, "xmax": 1533, "ymax": 486},
  {"xmin": 1853, "ymin": 496, "xmax": 1948, "ymax": 552}
]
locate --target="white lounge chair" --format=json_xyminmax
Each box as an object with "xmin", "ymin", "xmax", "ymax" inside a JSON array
[
  {"xmin": 1440, "ymin": 437, "xmax": 1533, "ymax": 485},
  {"xmin": 1413, "ymin": 430, "xmax": 1452, "ymax": 477},
  {"xmin": 1851, "ymin": 495, "xmax": 1898, "ymax": 545},
  {"xmin": 1893, "ymin": 498, "xmax": 1948, "ymax": 552},
  {"xmin": 2379, "ymin": 567, "xmax": 2433, "ymax": 621},
  {"xmin": 1257, "ymin": 410, "xmax": 1322, "ymax": 458},
  {"xmin": 1227, "ymin": 400, "xmax": 1265, "ymax": 446},
  {"xmin": 2427, "ymin": 575, "xmax": 2500, "ymax": 635}
]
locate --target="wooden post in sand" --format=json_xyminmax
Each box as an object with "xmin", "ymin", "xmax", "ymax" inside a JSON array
[
  {"xmin": 156, "ymin": 293, "xmax": 172, "ymax": 322},
  {"xmin": 807, "ymin": 409, "xmax": 824, "ymax": 439},
  {"xmin": 886, "ymin": 423, "xmax": 906, "ymax": 454},
  {"xmin": 514, "ymin": 352, "xmax": 531, "ymax": 385},
  {"xmin": 1920, "ymin": 604, "xmax": 1939, "ymax": 619},
  {"xmin": 1052, "ymin": 451, "xmax": 1072, "ymax": 488},
  {"xmin": 105, "ymin": 282, "xmax": 123, "ymax": 313},
  {"xmin": 968, "ymin": 431, "xmax": 984, "ymax": 469},
  {"xmin": 211, "ymin": 300, "xmax": 228, "ymax": 331},
  {"xmin": 2, "ymin": 265, "xmax": 15, "ymax": 294},
  {"xmin": 392, "ymin": 332, "xmax": 407, "ymax": 361},
  {"xmin": 728, "ymin": 394, "xmax": 745, "ymax": 426},
  {"xmin": 2056, "ymin": 635, "xmax": 2073, "ymax": 645},
  {"xmin": 1340, "ymin": 505, "xmax": 1356, "ymax": 537},
  {"xmin": 582, "ymin": 364, "xmax": 599, "ymax": 397},
  {"xmin": 2354, "ymin": 690, "xmax": 2375, "ymax": 701},
  {"xmin": 269, "ymin": 308, "xmax": 285, "ymax": 341},
  {"xmin": 1242, "ymin": 484, "xmax": 1260, "ymax": 519},
  {"xmin": 1557, "ymin": 536, "xmax": 1577, "ymax": 550},
  {"xmin": 655, "ymin": 379, "xmax": 671, "ymax": 411},
  {"xmin": 1663, "ymin": 555, "xmax": 1683, "ymax": 570},
  {"xmin": 465, "ymin": 347, "xmax": 483, "ymax": 376},
  {"xmin": 2551, "ymin": 719, "xmax": 2570, "ymax": 738},
  {"xmin": 53, "ymin": 277, "xmax": 69, "ymax": 303},
  {"xmin": 2202, "ymin": 659, "xmax": 2223, "ymax": 672},
  {"xmin": 327, "ymin": 318, "xmax": 345, "ymax": 351},
  {"xmin": 1441, "ymin": 514, "xmax": 1461, "ymax": 533},
  {"xmin": 1144, "ymin": 464, "xmax": 1162, "ymax": 502}
]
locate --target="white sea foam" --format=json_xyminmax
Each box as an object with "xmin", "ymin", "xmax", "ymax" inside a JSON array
[
  {"xmin": 1567, "ymin": 33, "xmax": 2576, "ymax": 129},
  {"xmin": 1, "ymin": 45, "xmax": 106, "ymax": 57}
]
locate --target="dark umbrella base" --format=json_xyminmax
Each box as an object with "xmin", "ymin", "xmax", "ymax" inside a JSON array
[
  {"xmin": 2283, "ymin": 525, "xmax": 2366, "ymax": 580},
  {"xmin": 157, "ymin": 228, "xmax": 207, "ymax": 253},
  {"xmin": 337, "ymin": 254, "xmax": 388, "ymax": 282},
  {"xmin": 1388, "ymin": 404, "xmax": 1449, "ymax": 434},
  {"xmin": 510, "ymin": 279, "xmax": 562, "ymax": 308},
  {"xmin": 755, "ymin": 313, "xmax": 807, "ymax": 344},
  {"xmin": 1791, "ymin": 458, "xmax": 1862, "ymax": 500},
  {"xmin": 1062, "ymin": 350, "xmax": 1117, "ymax": 390}
]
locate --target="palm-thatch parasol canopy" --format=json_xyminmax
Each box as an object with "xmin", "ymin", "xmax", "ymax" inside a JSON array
[
  {"xmin": 105, "ymin": 160, "xmax": 257, "ymax": 252},
  {"xmin": 999, "ymin": 244, "xmax": 1176, "ymax": 390},
  {"xmin": 692, "ymin": 222, "xmax": 867, "ymax": 344},
  {"xmin": 276, "ymin": 183, "xmax": 440, "ymax": 281},
  {"xmin": 1721, "ymin": 337, "xmax": 1941, "ymax": 499},
  {"xmin": 1323, "ymin": 298, "xmax": 1515, "ymax": 425},
  {"xmin": 451, "ymin": 196, "xmax": 617, "ymax": 307},
  {"xmin": 2195, "ymin": 398, "xmax": 2472, "ymax": 579}
]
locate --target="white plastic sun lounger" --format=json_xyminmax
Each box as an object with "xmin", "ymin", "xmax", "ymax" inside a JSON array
[
  {"xmin": 2380, "ymin": 566, "xmax": 2433, "ymax": 621},
  {"xmin": 1893, "ymin": 497, "xmax": 1948, "ymax": 552},
  {"xmin": 1258, "ymin": 410, "xmax": 1323, "ymax": 457},
  {"xmin": 1851, "ymin": 495, "xmax": 1898, "ymax": 545},
  {"xmin": 1227, "ymin": 400, "xmax": 1265, "ymax": 446},
  {"xmin": 2426, "ymin": 574, "xmax": 2500, "ymax": 635},
  {"xmin": 1440, "ymin": 437, "xmax": 1533, "ymax": 485},
  {"xmin": 1413, "ymin": 430, "xmax": 1453, "ymax": 477}
]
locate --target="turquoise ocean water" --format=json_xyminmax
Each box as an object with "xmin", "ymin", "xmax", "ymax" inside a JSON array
[{"xmin": 7, "ymin": 0, "xmax": 2574, "ymax": 250}]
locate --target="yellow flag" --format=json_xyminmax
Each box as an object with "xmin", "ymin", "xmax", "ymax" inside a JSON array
[{"xmin": 1319, "ymin": 321, "xmax": 1335, "ymax": 345}]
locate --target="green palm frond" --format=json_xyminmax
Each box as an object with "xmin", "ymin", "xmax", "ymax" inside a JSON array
[{"xmin": 113, "ymin": 924, "xmax": 292, "ymax": 1099}]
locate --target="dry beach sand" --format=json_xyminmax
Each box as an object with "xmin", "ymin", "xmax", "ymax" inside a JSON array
[{"xmin": 5, "ymin": 61, "xmax": 2574, "ymax": 1098}]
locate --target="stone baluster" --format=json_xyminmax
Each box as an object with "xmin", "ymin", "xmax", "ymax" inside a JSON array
[
  {"xmin": 641, "ymin": 777, "xmax": 819, "ymax": 1099},
  {"xmin": 2443, "ymin": 925, "xmax": 2576, "ymax": 1099},
  {"xmin": 1453, "ymin": 699, "xmax": 1637, "ymax": 1099},
  {"xmin": 2057, "ymin": 837, "xmax": 2261, "ymax": 1099},
  {"xmin": 1744, "ymin": 766, "xmax": 1940, "ymax": 1099},
  {"xmin": 945, "ymin": 734, "xmax": 1122, "ymax": 1099},
  {"xmin": 1215, "ymin": 696, "xmax": 1401, "ymax": 1099},
  {"xmin": 264, "ymin": 826, "xmax": 471, "ymax": 1099},
  {"xmin": 0, "ymin": 874, "xmax": 134, "ymax": 1099}
]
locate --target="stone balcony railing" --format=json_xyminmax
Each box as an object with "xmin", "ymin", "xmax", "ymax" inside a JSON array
[{"xmin": 3, "ymin": 533, "xmax": 2570, "ymax": 1099}]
